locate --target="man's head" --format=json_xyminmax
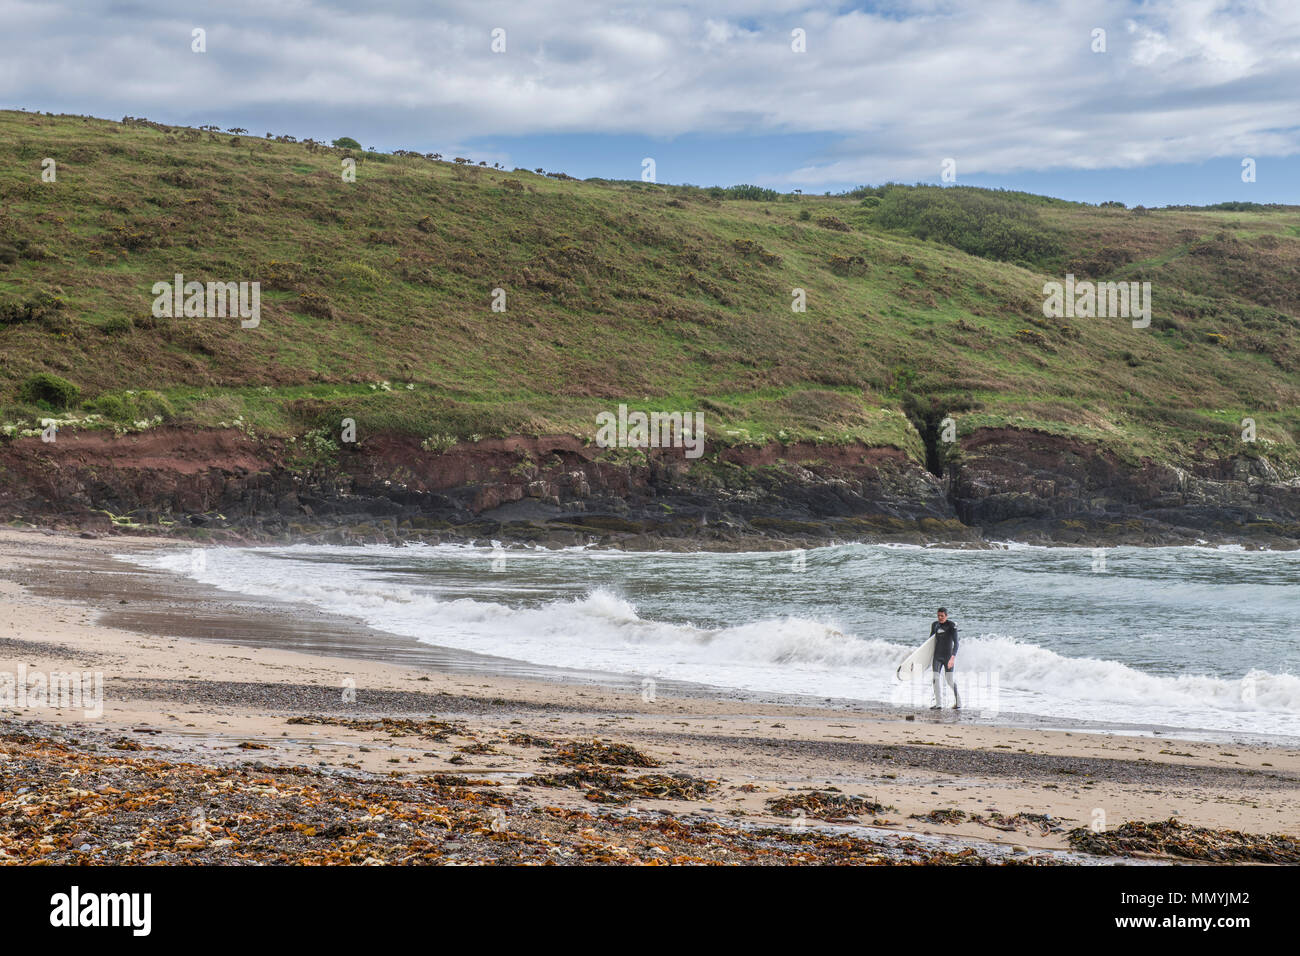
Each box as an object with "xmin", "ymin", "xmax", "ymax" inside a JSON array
[{"xmin": 937, "ymin": 608, "xmax": 948, "ymax": 623}]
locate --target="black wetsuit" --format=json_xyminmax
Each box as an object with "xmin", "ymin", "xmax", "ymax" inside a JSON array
[
  {"xmin": 929, "ymin": 618, "xmax": 960, "ymax": 708},
  {"xmin": 930, "ymin": 619, "xmax": 958, "ymax": 669}
]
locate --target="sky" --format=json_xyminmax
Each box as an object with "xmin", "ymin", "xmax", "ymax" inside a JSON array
[{"xmin": 2, "ymin": 0, "xmax": 1298, "ymax": 206}]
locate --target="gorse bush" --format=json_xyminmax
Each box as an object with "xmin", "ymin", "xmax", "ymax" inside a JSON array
[
  {"xmin": 19, "ymin": 373, "xmax": 80, "ymax": 410},
  {"xmin": 721, "ymin": 184, "xmax": 780, "ymax": 202},
  {"xmin": 843, "ymin": 183, "xmax": 903, "ymax": 200},
  {"xmin": 85, "ymin": 389, "xmax": 173, "ymax": 423},
  {"xmin": 700, "ymin": 184, "xmax": 781, "ymax": 202},
  {"xmin": 873, "ymin": 185, "xmax": 1066, "ymax": 266},
  {"xmin": 1196, "ymin": 201, "xmax": 1284, "ymax": 212},
  {"xmin": 0, "ymin": 289, "xmax": 66, "ymax": 325},
  {"xmin": 101, "ymin": 314, "xmax": 133, "ymax": 335},
  {"xmin": 817, "ymin": 215, "xmax": 851, "ymax": 232}
]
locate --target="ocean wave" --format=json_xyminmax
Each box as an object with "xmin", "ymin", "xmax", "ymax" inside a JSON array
[{"xmin": 128, "ymin": 544, "xmax": 1300, "ymax": 733}]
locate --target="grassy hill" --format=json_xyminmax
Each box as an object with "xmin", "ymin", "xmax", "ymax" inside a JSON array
[{"xmin": 3, "ymin": 109, "xmax": 1300, "ymax": 475}]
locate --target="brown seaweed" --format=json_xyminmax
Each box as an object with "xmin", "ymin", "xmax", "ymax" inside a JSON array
[
  {"xmin": 1068, "ymin": 818, "xmax": 1300, "ymax": 863},
  {"xmin": 766, "ymin": 791, "xmax": 893, "ymax": 820},
  {"xmin": 543, "ymin": 739, "xmax": 662, "ymax": 768},
  {"xmin": 285, "ymin": 715, "xmax": 465, "ymax": 742},
  {"xmin": 522, "ymin": 767, "xmax": 715, "ymax": 804}
]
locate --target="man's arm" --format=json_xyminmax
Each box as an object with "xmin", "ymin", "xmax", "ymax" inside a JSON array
[{"xmin": 950, "ymin": 624, "xmax": 958, "ymax": 659}]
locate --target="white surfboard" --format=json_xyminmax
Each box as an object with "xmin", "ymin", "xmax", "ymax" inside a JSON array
[{"xmin": 896, "ymin": 635, "xmax": 936, "ymax": 681}]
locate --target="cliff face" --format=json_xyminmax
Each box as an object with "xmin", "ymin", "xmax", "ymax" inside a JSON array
[
  {"xmin": 948, "ymin": 429, "xmax": 1300, "ymax": 545},
  {"xmin": 1, "ymin": 427, "xmax": 1298, "ymax": 548}
]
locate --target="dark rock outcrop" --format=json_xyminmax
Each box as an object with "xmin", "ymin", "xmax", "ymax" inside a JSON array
[
  {"xmin": 1, "ymin": 426, "xmax": 1297, "ymax": 549},
  {"xmin": 948, "ymin": 428, "xmax": 1300, "ymax": 546}
]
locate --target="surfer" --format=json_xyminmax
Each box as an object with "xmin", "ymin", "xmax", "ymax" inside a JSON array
[{"xmin": 930, "ymin": 608, "xmax": 960, "ymax": 710}]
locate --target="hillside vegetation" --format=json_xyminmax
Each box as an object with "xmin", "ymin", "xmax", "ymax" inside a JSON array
[{"xmin": 3, "ymin": 109, "xmax": 1300, "ymax": 473}]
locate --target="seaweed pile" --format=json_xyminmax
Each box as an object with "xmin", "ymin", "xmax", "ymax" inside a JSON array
[
  {"xmin": 908, "ymin": 809, "xmax": 1065, "ymax": 835},
  {"xmin": 543, "ymin": 739, "xmax": 662, "ymax": 768},
  {"xmin": 520, "ymin": 737, "xmax": 703, "ymax": 804},
  {"xmin": 521, "ymin": 768, "xmax": 715, "ymax": 805},
  {"xmin": 1068, "ymin": 819, "xmax": 1300, "ymax": 863},
  {"xmin": 747, "ymin": 827, "xmax": 1060, "ymax": 866},
  {"xmin": 766, "ymin": 791, "xmax": 893, "ymax": 821},
  {"xmin": 1, "ymin": 728, "xmax": 1045, "ymax": 865},
  {"xmin": 972, "ymin": 812, "xmax": 1065, "ymax": 835},
  {"xmin": 910, "ymin": 809, "xmax": 968, "ymax": 825},
  {"xmin": 456, "ymin": 742, "xmax": 502, "ymax": 756},
  {"xmin": 0, "ymin": 730, "xmax": 512, "ymax": 864},
  {"xmin": 285, "ymin": 715, "xmax": 464, "ymax": 742}
]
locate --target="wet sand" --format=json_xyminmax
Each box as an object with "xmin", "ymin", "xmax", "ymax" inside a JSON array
[{"xmin": 2, "ymin": 527, "xmax": 1298, "ymax": 863}]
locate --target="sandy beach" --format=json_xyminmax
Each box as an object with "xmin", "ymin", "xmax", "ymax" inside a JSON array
[{"xmin": 2, "ymin": 527, "xmax": 1298, "ymax": 865}]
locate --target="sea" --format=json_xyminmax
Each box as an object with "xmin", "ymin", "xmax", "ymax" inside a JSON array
[{"xmin": 130, "ymin": 541, "xmax": 1300, "ymax": 741}]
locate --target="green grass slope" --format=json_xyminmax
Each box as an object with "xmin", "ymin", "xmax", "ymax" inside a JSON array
[{"xmin": 2, "ymin": 109, "xmax": 1299, "ymax": 472}]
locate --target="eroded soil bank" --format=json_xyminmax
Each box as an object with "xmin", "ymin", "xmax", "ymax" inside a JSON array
[{"xmin": 2, "ymin": 426, "xmax": 1298, "ymax": 549}]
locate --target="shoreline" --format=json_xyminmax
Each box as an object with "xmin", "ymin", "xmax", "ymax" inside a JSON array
[
  {"xmin": 96, "ymin": 530, "xmax": 1298, "ymax": 748},
  {"xmin": 2, "ymin": 527, "xmax": 1299, "ymax": 864},
  {"xmin": 10, "ymin": 513, "xmax": 1300, "ymax": 554}
]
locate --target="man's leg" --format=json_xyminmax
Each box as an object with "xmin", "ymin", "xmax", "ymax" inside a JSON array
[
  {"xmin": 945, "ymin": 666, "xmax": 960, "ymax": 709},
  {"xmin": 931, "ymin": 660, "xmax": 943, "ymax": 708}
]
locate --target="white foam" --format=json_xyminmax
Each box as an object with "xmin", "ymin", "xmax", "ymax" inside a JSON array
[{"xmin": 129, "ymin": 544, "xmax": 1300, "ymax": 737}]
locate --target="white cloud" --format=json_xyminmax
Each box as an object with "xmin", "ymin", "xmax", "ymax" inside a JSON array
[{"xmin": 1, "ymin": 0, "xmax": 1298, "ymax": 180}]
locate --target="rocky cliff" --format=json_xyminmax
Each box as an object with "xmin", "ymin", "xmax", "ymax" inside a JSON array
[{"xmin": 2, "ymin": 426, "xmax": 1298, "ymax": 549}]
